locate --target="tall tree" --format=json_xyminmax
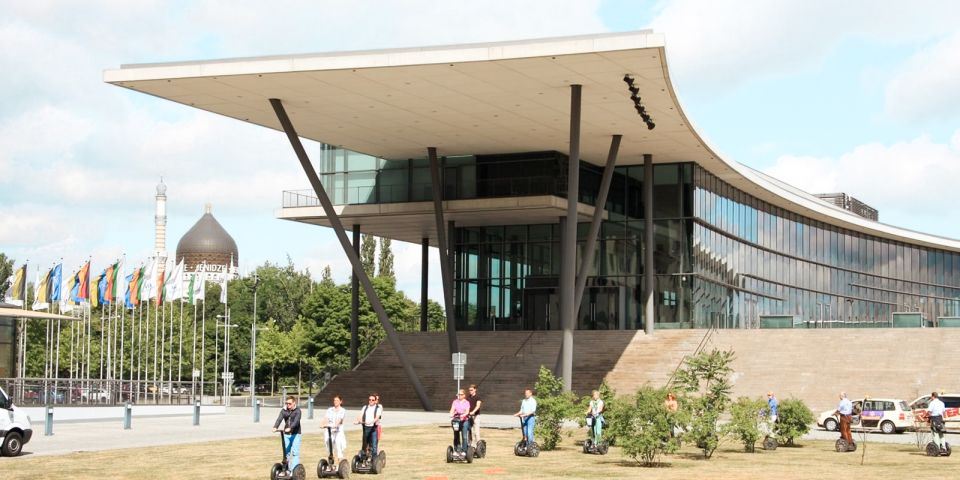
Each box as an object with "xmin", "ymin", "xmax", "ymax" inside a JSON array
[
  {"xmin": 360, "ymin": 234, "xmax": 377, "ymax": 277},
  {"xmin": 0, "ymin": 252, "xmax": 13, "ymax": 298},
  {"xmin": 321, "ymin": 265, "xmax": 334, "ymax": 286},
  {"xmin": 377, "ymin": 238, "xmax": 395, "ymax": 280}
]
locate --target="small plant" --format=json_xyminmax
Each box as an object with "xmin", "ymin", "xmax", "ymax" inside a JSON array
[
  {"xmin": 773, "ymin": 398, "xmax": 815, "ymax": 446},
  {"xmin": 724, "ymin": 397, "xmax": 769, "ymax": 452},
  {"xmin": 532, "ymin": 365, "xmax": 579, "ymax": 450},
  {"xmin": 616, "ymin": 386, "xmax": 680, "ymax": 466},
  {"xmin": 672, "ymin": 348, "xmax": 735, "ymax": 459}
]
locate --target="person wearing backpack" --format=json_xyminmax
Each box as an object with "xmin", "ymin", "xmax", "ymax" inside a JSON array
[{"xmin": 355, "ymin": 393, "xmax": 383, "ymax": 458}]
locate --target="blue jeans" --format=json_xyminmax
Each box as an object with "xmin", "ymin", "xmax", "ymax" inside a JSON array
[
  {"xmin": 362, "ymin": 425, "xmax": 378, "ymax": 457},
  {"xmin": 459, "ymin": 417, "xmax": 472, "ymax": 451},
  {"xmin": 283, "ymin": 433, "xmax": 301, "ymax": 472},
  {"xmin": 522, "ymin": 415, "xmax": 536, "ymax": 444}
]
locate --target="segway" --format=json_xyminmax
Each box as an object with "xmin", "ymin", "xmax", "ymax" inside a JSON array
[
  {"xmin": 834, "ymin": 438, "xmax": 857, "ymax": 453},
  {"xmin": 514, "ymin": 416, "xmax": 539, "ymax": 457},
  {"xmin": 445, "ymin": 417, "xmax": 475, "ymax": 463},
  {"xmin": 760, "ymin": 415, "xmax": 777, "ymax": 451},
  {"xmin": 582, "ymin": 413, "xmax": 608, "ymax": 455},
  {"xmin": 351, "ymin": 429, "xmax": 385, "ymax": 475},
  {"xmin": 317, "ymin": 426, "xmax": 349, "ymax": 478},
  {"xmin": 271, "ymin": 431, "xmax": 306, "ymax": 480},
  {"xmin": 926, "ymin": 417, "xmax": 952, "ymax": 457}
]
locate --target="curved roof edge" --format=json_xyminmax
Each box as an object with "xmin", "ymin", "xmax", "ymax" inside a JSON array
[{"xmin": 658, "ymin": 40, "xmax": 960, "ymax": 253}]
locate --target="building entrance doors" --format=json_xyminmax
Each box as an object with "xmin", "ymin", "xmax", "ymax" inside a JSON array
[
  {"xmin": 578, "ymin": 286, "xmax": 626, "ymax": 330},
  {"xmin": 522, "ymin": 289, "xmax": 559, "ymax": 330}
]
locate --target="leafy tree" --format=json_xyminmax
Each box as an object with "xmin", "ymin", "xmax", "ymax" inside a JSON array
[
  {"xmin": 256, "ymin": 320, "xmax": 293, "ymax": 394},
  {"xmin": 673, "ymin": 348, "xmax": 735, "ymax": 459},
  {"xmin": 321, "ymin": 265, "xmax": 334, "ymax": 286},
  {"xmin": 377, "ymin": 238, "xmax": 395, "ymax": 280},
  {"xmin": 425, "ymin": 300, "xmax": 446, "ymax": 331},
  {"xmin": 617, "ymin": 386, "xmax": 680, "ymax": 466},
  {"xmin": 0, "ymin": 252, "xmax": 13, "ymax": 298},
  {"xmin": 532, "ymin": 365, "xmax": 579, "ymax": 450},
  {"xmin": 360, "ymin": 234, "xmax": 377, "ymax": 277},
  {"xmin": 774, "ymin": 398, "xmax": 815, "ymax": 446},
  {"xmin": 723, "ymin": 396, "xmax": 769, "ymax": 452}
]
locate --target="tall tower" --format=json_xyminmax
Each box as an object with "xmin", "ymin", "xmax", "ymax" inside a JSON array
[{"xmin": 154, "ymin": 178, "xmax": 168, "ymax": 269}]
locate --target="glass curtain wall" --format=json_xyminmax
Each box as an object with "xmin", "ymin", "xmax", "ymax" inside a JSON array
[{"xmin": 693, "ymin": 166, "xmax": 960, "ymax": 328}]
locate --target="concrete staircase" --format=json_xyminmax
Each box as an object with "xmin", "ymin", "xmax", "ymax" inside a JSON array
[{"xmin": 317, "ymin": 328, "xmax": 960, "ymax": 415}]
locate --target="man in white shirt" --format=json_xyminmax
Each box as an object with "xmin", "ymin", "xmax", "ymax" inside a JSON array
[
  {"xmin": 355, "ymin": 393, "xmax": 383, "ymax": 458},
  {"xmin": 320, "ymin": 395, "xmax": 347, "ymax": 463},
  {"xmin": 514, "ymin": 388, "xmax": 537, "ymax": 446},
  {"xmin": 927, "ymin": 391, "xmax": 947, "ymax": 449}
]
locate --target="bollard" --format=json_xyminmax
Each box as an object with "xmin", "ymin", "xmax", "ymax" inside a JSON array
[
  {"xmin": 254, "ymin": 399, "xmax": 261, "ymax": 423},
  {"xmin": 123, "ymin": 402, "xmax": 132, "ymax": 430},
  {"xmin": 193, "ymin": 400, "xmax": 201, "ymax": 426},
  {"xmin": 45, "ymin": 405, "xmax": 54, "ymax": 436},
  {"xmin": 308, "ymin": 397, "xmax": 314, "ymax": 420}
]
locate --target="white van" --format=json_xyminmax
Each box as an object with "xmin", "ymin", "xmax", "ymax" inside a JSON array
[{"xmin": 0, "ymin": 386, "xmax": 33, "ymax": 456}]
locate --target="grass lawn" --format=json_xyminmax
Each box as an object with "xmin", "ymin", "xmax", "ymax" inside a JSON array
[{"xmin": 5, "ymin": 425, "xmax": 949, "ymax": 479}]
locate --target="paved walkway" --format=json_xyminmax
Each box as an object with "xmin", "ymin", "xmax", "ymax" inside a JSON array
[
  {"xmin": 11, "ymin": 406, "xmax": 959, "ymax": 458},
  {"xmin": 12, "ymin": 407, "xmax": 522, "ymax": 458}
]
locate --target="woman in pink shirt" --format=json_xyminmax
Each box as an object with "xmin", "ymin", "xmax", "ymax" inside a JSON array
[{"xmin": 449, "ymin": 389, "xmax": 471, "ymax": 453}]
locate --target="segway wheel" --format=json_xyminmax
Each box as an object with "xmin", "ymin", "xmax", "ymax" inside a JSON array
[
  {"xmin": 514, "ymin": 441, "xmax": 524, "ymax": 457},
  {"xmin": 763, "ymin": 436, "xmax": 778, "ymax": 451},
  {"xmin": 351, "ymin": 455, "xmax": 361, "ymax": 474},
  {"xmin": 271, "ymin": 463, "xmax": 284, "ymax": 480},
  {"xmin": 292, "ymin": 464, "xmax": 306, "ymax": 480},
  {"xmin": 597, "ymin": 441, "xmax": 609, "ymax": 455},
  {"xmin": 446, "ymin": 445, "xmax": 454, "ymax": 463},
  {"xmin": 927, "ymin": 442, "xmax": 940, "ymax": 457},
  {"xmin": 374, "ymin": 451, "xmax": 385, "ymax": 474},
  {"xmin": 466, "ymin": 446, "xmax": 475, "ymax": 463},
  {"xmin": 944, "ymin": 443, "xmax": 952, "ymax": 457},
  {"xmin": 318, "ymin": 459, "xmax": 329, "ymax": 478},
  {"xmin": 475, "ymin": 440, "xmax": 486, "ymax": 459},
  {"xmin": 834, "ymin": 439, "xmax": 847, "ymax": 453},
  {"xmin": 848, "ymin": 442, "xmax": 857, "ymax": 453},
  {"xmin": 337, "ymin": 459, "xmax": 350, "ymax": 479},
  {"xmin": 528, "ymin": 442, "xmax": 540, "ymax": 457},
  {"xmin": 583, "ymin": 438, "xmax": 593, "ymax": 454}
]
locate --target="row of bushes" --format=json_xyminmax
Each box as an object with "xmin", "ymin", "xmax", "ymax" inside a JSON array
[{"xmin": 532, "ymin": 349, "xmax": 816, "ymax": 466}]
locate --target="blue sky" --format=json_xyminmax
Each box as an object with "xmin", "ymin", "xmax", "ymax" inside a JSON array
[{"xmin": 2, "ymin": 1, "xmax": 959, "ymax": 304}]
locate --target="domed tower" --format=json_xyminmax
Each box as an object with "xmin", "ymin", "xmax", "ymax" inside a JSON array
[{"xmin": 176, "ymin": 204, "xmax": 239, "ymax": 276}]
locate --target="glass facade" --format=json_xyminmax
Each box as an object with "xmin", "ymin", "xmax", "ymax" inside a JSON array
[{"xmin": 302, "ymin": 146, "xmax": 960, "ymax": 330}]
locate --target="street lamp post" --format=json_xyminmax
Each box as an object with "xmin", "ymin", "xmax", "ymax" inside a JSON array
[
  {"xmin": 216, "ymin": 312, "xmax": 237, "ymax": 407},
  {"xmin": 250, "ymin": 274, "xmax": 259, "ymax": 417}
]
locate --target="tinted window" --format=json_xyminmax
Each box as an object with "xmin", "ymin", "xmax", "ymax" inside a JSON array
[
  {"xmin": 883, "ymin": 401, "xmax": 895, "ymax": 411},
  {"xmin": 912, "ymin": 397, "xmax": 930, "ymax": 409},
  {"xmin": 900, "ymin": 401, "xmax": 910, "ymax": 411},
  {"xmin": 943, "ymin": 397, "xmax": 960, "ymax": 409}
]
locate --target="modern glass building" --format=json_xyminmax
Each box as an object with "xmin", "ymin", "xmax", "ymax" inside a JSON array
[{"xmin": 107, "ymin": 31, "xmax": 960, "ymax": 334}]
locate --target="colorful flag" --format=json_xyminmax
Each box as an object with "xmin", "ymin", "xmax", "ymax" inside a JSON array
[
  {"xmin": 32, "ymin": 267, "xmax": 51, "ymax": 310},
  {"xmin": 141, "ymin": 258, "xmax": 156, "ymax": 303},
  {"xmin": 189, "ymin": 271, "xmax": 206, "ymax": 305},
  {"xmin": 93, "ymin": 269, "xmax": 106, "ymax": 308},
  {"xmin": 165, "ymin": 259, "xmax": 185, "ymax": 302},
  {"xmin": 219, "ymin": 265, "xmax": 228, "ymax": 304},
  {"xmin": 4, "ymin": 263, "xmax": 27, "ymax": 306},
  {"xmin": 62, "ymin": 272, "xmax": 77, "ymax": 313},
  {"xmin": 124, "ymin": 273, "xmax": 135, "ymax": 309},
  {"xmin": 112, "ymin": 259, "xmax": 126, "ymax": 304},
  {"xmin": 50, "ymin": 263, "xmax": 63, "ymax": 302},
  {"xmin": 154, "ymin": 259, "xmax": 169, "ymax": 307},
  {"xmin": 103, "ymin": 263, "xmax": 116, "ymax": 304},
  {"xmin": 77, "ymin": 261, "xmax": 91, "ymax": 302},
  {"xmin": 127, "ymin": 266, "xmax": 142, "ymax": 307}
]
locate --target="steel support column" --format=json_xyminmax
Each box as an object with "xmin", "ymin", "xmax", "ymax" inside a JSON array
[
  {"xmin": 428, "ymin": 147, "xmax": 459, "ymax": 354},
  {"xmin": 269, "ymin": 98, "xmax": 432, "ymax": 410},
  {"xmin": 420, "ymin": 237, "xmax": 429, "ymax": 332},
  {"xmin": 643, "ymin": 153, "xmax": 655, "ymax": 335},
  {"xmin": 351, "ymin": 225, "xmax": 360, "ymax": 368},
  {"xmin": 560, "ymin": 84, "xmax": 582, "ymax": 392},
  {"xmin": 574, "ymin": 134, "xmax": 622, "ymax": 313}
]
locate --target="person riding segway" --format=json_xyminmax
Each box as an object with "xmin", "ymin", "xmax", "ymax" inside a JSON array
[
  {"xmin": 466, "ymin": 384, "xmax": 486, "ymax": 459},
  {"xmin": 834, "ymin": 392, "xmax": 857, "ymax": 453},
  {"xmin": 317, "ymin": 394, "xmax": 349, "ymax": 478},
  {"xmin": 513, "ymin": 388, "xmax": 539, "ymax": 457},
  {"xmin": 446, "ymin": 389, "xmax": 474, "ymax": 463},
  {"xmin": 583, "ymin": 390, "xmax": 608, "ymax": 455},
  {"xmin": 271, "ymin": 396, "xmax": 306, "ymax": 480},
  {"xmin": 925, "ymin": 392, "xmax": 952, "ymax": 457},
  {"xmin": 352, "ymin": 393, "xmax": 385, "ymax": 474}
]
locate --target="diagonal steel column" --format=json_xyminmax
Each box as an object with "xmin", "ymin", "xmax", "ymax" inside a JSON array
[
  {"xmin": 560, "ymin": 84, "xmax": 582, "ymax": 392},
  {"xmin": 428, "ymin": 147, "xmax": 460, "ymax": 354},
  {"xmin": 574, "ymin": 134, "xmax": 622, "ymax": 314},
  {"xmin": 644, "ymin": 153, "xmax": 655, "ymax": 335},
  {"xmin": 269, "ymin": 98, "xmax": 432, "ymax": 411}
]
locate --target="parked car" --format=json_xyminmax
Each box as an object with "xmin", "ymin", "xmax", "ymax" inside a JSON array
[
  {"xmin": 0, "ymin": 386, "xmax": 33, "ymax": 456},
  {"xmin": 80, "ymin": 388, "xmax": 110, "ymax": 403},
  {"xmin": 817, "ymin": 397, "xmax": 913, "ymax": 434},
  {"xmin": 910, "ymin": 393, "xmax": 960, "ymax": 427}
]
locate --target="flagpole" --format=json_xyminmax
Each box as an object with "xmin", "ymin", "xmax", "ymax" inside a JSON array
[
  {"xmin": 201, "ymin": 296, "xmax": 206, "ymax": 403},
  {"xmin": 192, "ymin": 292, "xmax": 198, "ymax": 403},
  {"xmin": 168, "ymin": 299, "xmax": 174, "ymax": 400},
  {"xmin": 178, "ymin": 295, "xmax": 184, "ymax": 386}
]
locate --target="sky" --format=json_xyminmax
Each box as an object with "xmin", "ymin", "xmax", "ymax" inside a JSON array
[{"xmin": 2, "ymin": 0, "xmax": 959, "ymax": 305}]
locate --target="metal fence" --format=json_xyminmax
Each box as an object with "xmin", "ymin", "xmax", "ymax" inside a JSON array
[{"xmin": 0, "ymin": 377, "xmax": 220, "ymax": 406}]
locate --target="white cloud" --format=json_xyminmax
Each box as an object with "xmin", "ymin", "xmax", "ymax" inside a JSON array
[
  {"xmin": 763, "ymin": 129, "xmax": 960, "ymax": 237},
  {"xmin": 884, "ymin": 31, "xmax": 960, "ymax": 122},
  {"xmin": 650, "ymin": 0, "xmax": 960, "ymax": 92}
]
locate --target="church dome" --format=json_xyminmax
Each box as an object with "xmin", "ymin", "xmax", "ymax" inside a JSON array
[{"xmin": 176, "ymin": 204, "xmax": 238, "ymax": 271}]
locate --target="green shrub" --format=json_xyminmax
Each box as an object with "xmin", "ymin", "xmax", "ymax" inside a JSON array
[
  {"xmin": 672, "ymin": 348, "xmax": 735, "ymax": 459},
  {"xmin": 724, "ymin": 397, "xmax": 770, "ymax": 452},
  {"xmin": 774, "ymin": 398, "xmax": 815, "ymax": 446},
  {"xmin": 532, "ymin": 365, "xmax": 579, "ymax": 450},
  {"xmin": 617, "ymin": 386, "xmax": 680, "ymax": 466}
]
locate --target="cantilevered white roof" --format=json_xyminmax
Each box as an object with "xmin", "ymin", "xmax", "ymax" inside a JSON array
[{"xmin": 104, "ymin": 31, "xmax": 960, "ymax": 252}]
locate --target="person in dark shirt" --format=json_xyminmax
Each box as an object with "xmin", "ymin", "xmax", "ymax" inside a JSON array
[
  {"xmin": 467, "ymin": 384, "xmax": 483, "ymax": 447},
  {"xmin": 272, "ymin": 396, "xmax": 302, "ymax": 477}
]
